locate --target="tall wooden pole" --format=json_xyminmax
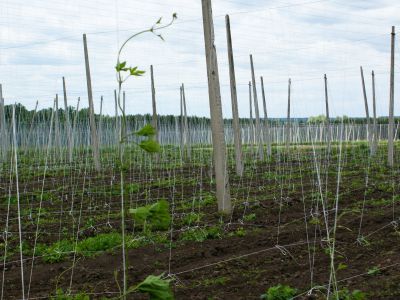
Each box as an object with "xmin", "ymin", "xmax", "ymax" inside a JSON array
[
  {"xmin": 54, "ymin": 94, "xmax": 62, "ymax": 152},
  {"xmin": 27, "ymin": 100, "xmax": 38, "ymax": 148},
  {"xmin": 285, "ymin": 79, "xmax": 291, "ymax": 151},
  {"xmin": 0, "ymin": 84, "xmax": 7, "ymax": 161},
  {"xmin": 150, "ymin": 65, "xmax": 159, "ymax": 143},
  {"xmin": 179, "ymin": 86, "xmax": 184, "ymax": 161},
  {"xmin": 181, "ymin": 83, "xmax": 191, "ymax": 160},
  {"xmin": 122, "ymin": 91, "xmax": 126, "ymax": 142},
  {"xmin": 225, "ymin": 14, "xmax": 243, "ymax": 176},
  {"xmin": 83, "ymin": 33, "xmax": 101, "ymax": 171},
  {"xmin": 63, "ymin": 77, "xmax": 73, "ymax": 162},
  {"xmin": 99, "ymin": 96, "xmax": 103, "ymax": 146},
  {"xmin": 388, "ymin": 26, "xmax": 395, "ymax": 166},
  {"xmin": 260, "ymin": 76, "xmax": 271, "ymax": 156},
  {"xmin": 114, "ymin": 89, "xmax": 119, "ymax": 145},
  {"xmin": 372, "ymin": 71, "xmax": 378, "ymax": 155},
  {"xmin": 201, "ymin": 0, "xmax": 231, "ymax": 213},
  {"xmin": 324, "ymin": 74, "xmax": 331, "ymax": 151},
  {"xmin": 71, "ymin": 97, "xmax": 80, "ymax": 150},
  {"xmin": 360, "ymin": 66, "xmax": 372, "ymax": 151},
  {"xmin": 249, "ymin": 81, "xmax": 254, "ymax": 145},
  {"xmin": 250, "ymin": 54, "xmax": 264, "ymax": 160}
]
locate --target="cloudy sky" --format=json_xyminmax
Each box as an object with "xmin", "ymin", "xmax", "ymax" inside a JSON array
[{"xmin": 0, "ymin": 0, "xmax": 399, "ymax": 118}]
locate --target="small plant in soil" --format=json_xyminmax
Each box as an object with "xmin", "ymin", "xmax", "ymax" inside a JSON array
[{"xmin": 260, "ymin": 284, "xmax": 297, "ymax": 300}]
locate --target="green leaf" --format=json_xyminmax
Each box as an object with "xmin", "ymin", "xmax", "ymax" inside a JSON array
[
  {"xmin": 139, "ymin": 140, "xmax": 160, "ymax": 153},
  {"xmin": 129, "ymin": 200, "xmax": 170, "ymax": 231},
  {"xmin": 116, "ymin": 61, "xmax": 128, "ymax": 72},
  {"xmin": 261, "ymin": 284, "xmax": 297, "ymax": 300},
  {"xmin": 129, "ymin": 206, "xmax": 152, "ymax": 224},
  {"xmin": 129, "ymin": 67, "xmax": 145, "ymax": 76},
  {"xmin": 136, "ymin": 124, "xmax": 156, "ymax": 137},
  {"xmin": 156, "ymin": 17, "xmax": 162, "ymax": 24},
  {"xmin": 172, "ymin": 13, "xmax": 178, "ymax": 19},
  {"xmin": 147, "ymin": 200, "xmax": 170, "ymax": 230},
  {"xmin": 135, "ymin": 274, "xmax": 173, "ymax": 300}
]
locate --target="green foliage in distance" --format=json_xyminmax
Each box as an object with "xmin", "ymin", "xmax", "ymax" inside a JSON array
[
  {"xmin": 307, "ymin": 114, "xmax": 327, "ymax": 124},
  {"xmin": 136, "ymin": 124, "xmax": 157, "ymax": 136}
]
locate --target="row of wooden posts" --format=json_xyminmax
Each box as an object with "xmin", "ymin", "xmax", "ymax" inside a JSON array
[
  {"xmin": 201, "ymin": 0, "xmax": 397, "ymax": 213},
  {"xmin": 0, "ymin": 0, "xmax": 396, "ymax": 214}
]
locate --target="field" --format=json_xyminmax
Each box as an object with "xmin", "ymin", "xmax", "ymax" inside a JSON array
[
  {"xmin": 1, "ymin": 140, "xmax": 399, "ymax": 299},
  {"xmin": 1, "ymin": 0, "xmax": 399, "ymax": 298}
]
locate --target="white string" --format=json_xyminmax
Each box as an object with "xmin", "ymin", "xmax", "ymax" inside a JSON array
[
  {"xmin": 1, "ymin": 141, "xmax": 14, "ymax": 300},
  {"xmin": 27, "ymin": 100, "xmax": 55, "ymax": 299}
]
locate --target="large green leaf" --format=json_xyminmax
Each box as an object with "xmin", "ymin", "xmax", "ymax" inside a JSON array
[
  {"xmin": 139, "ymin": 140, "xmax": 160, "ymax": 153},
  {"xmin": 129, "ymin": 206, "xmax": 151, "ymax": 224},
  {"xmin": 135, "ymin": 274, "xmax": 174, "ymax": 300},
  {"xmin": 128, "ymin": 200, "xmax": 170, "ymax": 231},
  {"xmin": 129, "ymin": 67, "xmax": 145, "ymax": 76},
  {"xmin": 148, "ymin": 200, "xmax": 170, "ymax": 230},
  {"xmin": 115, "ymin": 61, "xmax": 128, "ymax": 72}
]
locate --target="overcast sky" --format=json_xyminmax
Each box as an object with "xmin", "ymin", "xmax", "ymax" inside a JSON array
[{"xmin": 0, "ymin": 0, "xmax": 399, "ymax": 118}]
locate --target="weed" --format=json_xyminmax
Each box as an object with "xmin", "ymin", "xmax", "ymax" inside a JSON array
[
  {"xmin": 229, "ymin": 227, "xmax": 246, "ymax": 237},
  {"xmin": 77, "ymin": 232, "xmax": 123, "ymax": 257},
  {"xmin": 367, "ymin": 266, "xmax": 381, "ymax": 276},
  {"xmin": 202, "ymin": 276, "xmax": 228, "ymax": 286},
  {"xmin": 261, "ymin": 284, "xmax": 297, "ymax": 300},
  {"xmin": 330, "ymin": 288, "xmax": 366, "ymax": 300},
  {"xmin": 51, "ymin": 289, "xmax": 89, "ymax": 300},
  {"xmin": 182, "ymin": 212, "xmax": 203, "ymax": 226},
  {"xmin": 337, "ymin": 262, "xmax": 348, "ymax": 271},
  {"xmin": 180, "ymin": 226, "xmax": 222, "ymax": 242},
  {"xmin": 37, "ymin": 240, "xmax": 74, "ymax": 263},
  {"xmin": 243, "ymin": 213, "xmax": 256, "ymax": 221}
]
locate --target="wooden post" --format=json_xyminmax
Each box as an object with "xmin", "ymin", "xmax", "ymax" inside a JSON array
[
  {"xmin": 248, "ymin": 81, "xmax": 254, "ymax": 145},
  {"xmin": 114, "ymin": 89, "xmax": 119, "ymax": 145},
  {"xmin": 27, "ymin": 100, "xmax": 39, "ymax": 148},
  {"xmin": 225, "ymin": 14, "xmax": 243, "ymax": 176},
  {"xmin": 150, "ymin": 65, "xmax": 159, "ymax": 142},
  {"xmin": 285, "ymin": 79, "xmax": 291, "ymax": 151},
  {"xmin": 99, "ymin": 96, "xmax": 103, "ymax": 146},
  {"xmin": 83, "ymin": 33, "xmax": 101, "ymax": 171},
  {"xmin": 71, "ymin": 97, "xmax": 80, "ymax": 151},
  {"xmin": 201, "ymin": 0, "xmax": 231, "ymax": 213},
  {"xmin": 120, "ymin": 91, "xmax": 128, "ymax": 136},
  {"xmin": 324, "ymin": 74, "xmax": 331, "ymax": 151},
  {"xmin": 360, "ymin": 66, "xmax": 372, "ymax": 151},
  {"xmin": 54, "ymin": 94, "xmax": 62, "ymax": 152},
  {"xmin": 371, "ymin": 71, "xmax": 378, "ymax": 155},
  {"xmin": 63, "ymin": 77, "xmax": 73, "ymax": 162},
  {"xmin": 179, "ymin": 86, "xmax": 185, "ymax": 161},
  {"xmin": 0, "ymin": 84, "xmax": 6, "ymax": 161},
  {"xmin": 250, "ymin": 54, "xmax": 264, "ymax": 160},
  {"xmin": 123, "ymin": 91, "xmax": 126, "ymax": 116},
  {"xmin": 260, "ymin": 76, "xmax": 271, "ymax": 156},
  {"xmin": 388, "ymin": 26, "xmax": 395, "ymax": 166},
  {"xmin": 181, "ymin": 83, "xmax": 191, "ymax": 160}
]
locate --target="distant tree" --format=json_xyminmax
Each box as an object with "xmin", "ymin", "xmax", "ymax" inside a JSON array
[{"xmin": 307, "ymin": 115, "xmax": 327, "ymax": 124}]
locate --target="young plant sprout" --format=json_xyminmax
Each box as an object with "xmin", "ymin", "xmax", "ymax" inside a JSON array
[{"xmin": 114, "ymin": 13, "xmax": 177, "ymax": 300}]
